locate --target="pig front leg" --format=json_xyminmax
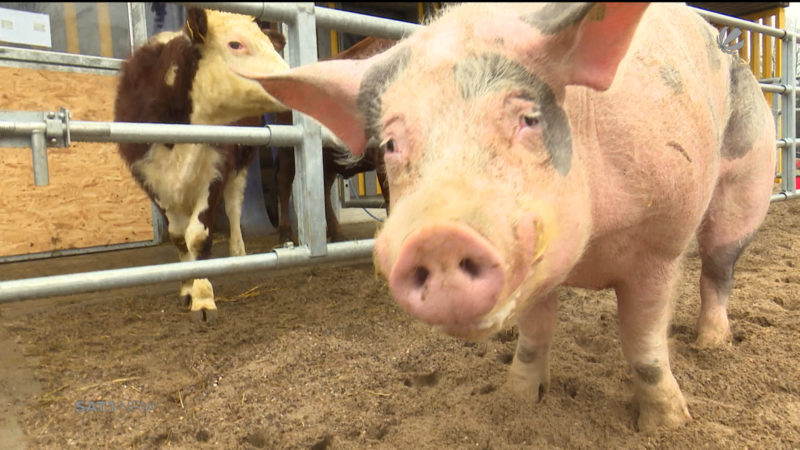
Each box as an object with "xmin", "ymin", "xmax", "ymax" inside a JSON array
[
  {"xmin": 615, "ymin": 260, "xmax": 691, "ymax": 432},
  {"xmin": 507, "ymin": 291, "xmax": 558, "ymax": 400}
]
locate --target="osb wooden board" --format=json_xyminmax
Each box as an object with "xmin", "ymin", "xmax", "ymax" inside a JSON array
[{"xmin": 0, "ymin": 66, "xmax": 153, "ymax": 258}]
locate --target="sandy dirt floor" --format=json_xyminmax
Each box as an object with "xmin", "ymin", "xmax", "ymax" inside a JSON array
[{"xmin": 0, "ymin": 201, "xmax": 799, "ymax": 449}]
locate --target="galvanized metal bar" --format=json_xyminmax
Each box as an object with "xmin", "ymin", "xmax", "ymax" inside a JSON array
[
  {"xmin": 0, "ymin": 240, "xmax": 160, "ymax": 264},
  {"xmin": 760, "ymin": 83, "xmax": 799, "ymax": 94},
  {"xmin": 342, "ymin": 198, "xmax": 386, "ymax": 209},
  {"xmin": 0, "ymin": 239, "xmax": 375, "ymax": 303},
  {"xmin": 283, "ymin": 3, "xmax": 328, "ymax": 257},
  {"xmin": 180, "ymin": 2, "xmax": 421, "ymax": 39},
  {"xmin": 0, "ymin": 45, "xmax": 122, "ymax": 75},
  {"xmin": 781, "ymin": 23, "xmax": 797, "ymax": 195},
  {"xmin": 691, "ymin": 7, "xmax": 798, "ymax": 40},
  {"xmin": 0, "ymin": 119, "xmax": 307, "ymax": 147},
  {"xmin": 29, "ymin": 129, "xmax": 48, "ymax": 186},
  {"xmin": 772, "ymin": 191, "xmax": 800, "ymax": 202},
  {"xmin": 776, "ymin": 138, "xmax": 800, "ymax": 148},
  {"xmin": 127, "ymin": 2, "xmax": 150, "ymax": 51},
  {"xmin": 313, "ymin": 6, "xmax": 420, "ymax": 39}
]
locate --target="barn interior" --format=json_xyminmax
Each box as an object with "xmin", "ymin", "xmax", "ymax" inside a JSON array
[{"xmin": 0, "ymin": 2, "xmax": 799, "ymax": 449}]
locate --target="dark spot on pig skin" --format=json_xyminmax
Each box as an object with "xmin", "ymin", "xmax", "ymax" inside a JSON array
[
  {"xmin": 520, "ymin": 3, "xmax": 598, "ymax": 35},
  {"xmin": 515, "ymin": 345, "xmax": 538, "ymax": 364},
  {"xmin": 634, "ymin": 364, "xmax": 663, "ymax": 385},
  {"xmin": 453, "ymin": 53, "xmax": 572, "ymax": 175},
  {"xmin": 659, "ymin": 64, "xmax": 683, "ymax": 95},
  {"xmin": 700, "ymin": 233, "xmax": 754, "ymax": 300},
  {"xmin": 356, "ymin": 46, "xmax": 411, "ymax": 141},
  {"xmin": 721, "ymin": 62, "xmax": 764, "ymax": 160},
  {"xmin": 667, "ymin": 141, "xmax": 691, "ymax": 163}
]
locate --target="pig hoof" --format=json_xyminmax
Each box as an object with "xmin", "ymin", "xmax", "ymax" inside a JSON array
[
  {"xmin": 190, "ymin": 307, "xmax": 218, "ymax": 323},
  {"xmin": 506, "ymin": 373, "xmax": 549, "ymax": 402},
  {"xmin": 694, "ymin": 328, "xmax": 732, "ymax": 349},
  {"xmin": 635, "ymin": 396, "xmax": 691, "ymax": 432}
]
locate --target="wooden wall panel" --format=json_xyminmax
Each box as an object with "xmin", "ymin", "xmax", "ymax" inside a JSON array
[{"xmin": 0, "ymin": 66, "xmax": 153, "ymax": 257}]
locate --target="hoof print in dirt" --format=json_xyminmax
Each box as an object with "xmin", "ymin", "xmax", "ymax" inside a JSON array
[
  {"xmin": 495, "ymin": 352, "xmax": 514, "ymax": 365},
  {"xmin": 310, "ymin": 435, "xmax": 333, "ymax": 450},
  {"xmin": 471, "ymin": 383, "xmax": 497, "ymax": 395},
  {"xmin": 243, "ymin": 428, "xmax": 278, "ymax": 449},
  {"xmin": 403, "ymin": 370, "xmax": 439, "ymax": 388},
  {"xmin": 196, "ymin": 429, "xmax": 212, "ymax": 442}
]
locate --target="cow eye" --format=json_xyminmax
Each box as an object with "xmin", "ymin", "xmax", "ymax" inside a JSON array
[
  {"xmin": 522, "ymin": 112, "xmax": 541, "ymax": 128},
  {"xmin": 382, "ymin": 139, "xmax": 395, "ymax": 153},
  {"xmin": 228, "ymin": 41, "xmax": 243, "ymax": 50}
]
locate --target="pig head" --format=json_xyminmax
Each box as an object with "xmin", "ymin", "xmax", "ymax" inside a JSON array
[{"xmin": 234, "ymin": 3, "xmax": 777, "ymax": 432}]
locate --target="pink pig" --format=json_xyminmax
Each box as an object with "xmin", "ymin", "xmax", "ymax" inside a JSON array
[{"xmin": 234, "ymin": 3, "xmax": 776, "ymax": 431}]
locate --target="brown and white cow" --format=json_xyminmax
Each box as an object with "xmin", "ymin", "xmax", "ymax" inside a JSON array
[{"xmin": 114, "ymin": 8, "xmax": 289, "ymax": 322}]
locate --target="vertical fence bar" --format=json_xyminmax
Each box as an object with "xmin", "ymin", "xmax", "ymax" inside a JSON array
[
  {"xmin": 30, "ymin": 129, "xmax": 49, "ymax": 186},
  {"xmin": 284, "ymin": 3, "xmax": 328, "ymax": 256},
  {"xmin": 128, "ymin": 1, "xmax": 166, "ymax": 245},
  {"xmin": 781, "ymin": 23, "xmax": 797, "ymax": 194}
]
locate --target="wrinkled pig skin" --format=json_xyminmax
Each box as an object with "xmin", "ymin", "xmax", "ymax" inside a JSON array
[{"xmin": 235, "ymin": 3, "xmax": 776, "ymax": 432}]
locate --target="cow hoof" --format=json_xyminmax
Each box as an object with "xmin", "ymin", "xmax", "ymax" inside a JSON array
[
  {"xmin": 190, "ymin": 308, "xmax": 218, "ymax": 323},
  {"xmin": 273, "ymin": 240, "xmax": 294, "ymax": 249}
]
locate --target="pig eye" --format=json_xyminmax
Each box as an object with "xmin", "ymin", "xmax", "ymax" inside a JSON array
[
  {"xmin": 382, "ymin": 138, "xmax": 396, "ymax": 153},
  {"xmin": 228, "ymin": 41, "xmax": 243, "ymax": 50},
  {"xmin": 522, "ymin": 112, "xmax": 541, "ymax": 128}
]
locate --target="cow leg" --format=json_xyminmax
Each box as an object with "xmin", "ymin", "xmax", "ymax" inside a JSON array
[
  {"xmin": 615, "ymin": 259, "xmax": 691, "ymax": 432},
  {"xmin": 168, "ymin": 182, "xmax": 223, "ymax": 323},
  {"xmin": 166, "ymin": 213, "xmax": 194, "ymax": 308},
  {"xmin": 276, "ymin": 147, "xmax": 295, "ymax": 245},
  {"xmin": 223, "ymin": 168, "xmax": 247, "ymax": 256},
  {"xmin": 183, "ymin": 208, "xmax": 216, "ymax": 323},
  {"xmin": 507, "ymin": 290, "xmax": 557, "ymax": 401},
  {"xmin": 324, "ymin": 165, "xmax": 342, "ymax": 242},
  {"xmin": 371, "ymin": 146, "xmax": 390, "ymax": 213}
]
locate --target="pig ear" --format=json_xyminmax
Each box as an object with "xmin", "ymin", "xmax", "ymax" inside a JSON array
[
  {"xmin": 545, "ymin": 3, "xmax": 649, "ymax": 91},
  {"xmin": 233, "ymin": 59, "xmax": 372, "ymax": 155},
  {"xmin": 184, "ymin": 8, "xmax": 208, "ymax": 44}
]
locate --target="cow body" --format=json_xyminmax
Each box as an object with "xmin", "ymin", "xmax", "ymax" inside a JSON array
[
  {"xmin": 234, "ymin": 3, "xmax": 777, "ymax": 431},
  {"xmin": 115, "ymin": 9, "xmax": 289, "ymax": 321},
  {"xmin": 274, "ymin": 37, "xmax": 395, "ymax": 244}
]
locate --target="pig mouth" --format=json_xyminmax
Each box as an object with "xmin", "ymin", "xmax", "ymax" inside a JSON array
[{"xmin": 435, "ymin": 288, "xmax": 523, "ymax": 340}]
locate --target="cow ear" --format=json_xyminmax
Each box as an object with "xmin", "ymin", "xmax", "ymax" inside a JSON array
[
  {"xmin": 185, "ymin": 8, "xmax": 208, "ymax": 44},
  {"xmin": 531, "ymin": 3, "xmax": 648, "ymax": 91},
  {"xmin": 263, "ymin": 29, "xmax": 286, "ymax": 53},
  {"xmin": 231, "ymin": 58, "xmax": 373, "ymax": 155}
]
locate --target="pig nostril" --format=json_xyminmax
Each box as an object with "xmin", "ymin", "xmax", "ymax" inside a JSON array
[
  {"xmin": 413, "ymin": 266, "xmax": 430, "ymax": 288},
  {"xmin": 459, "ymin": 258, "xmax": 481, "ymax": 278}
]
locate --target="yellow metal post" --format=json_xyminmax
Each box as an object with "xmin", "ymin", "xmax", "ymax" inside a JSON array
[
  {"xmin": 63, "ymin": 3, "xmax": 80, "ymax": 54},
  {"xmin": 97, "ymin": 3, "xmax": 113, "ymax": 57}
]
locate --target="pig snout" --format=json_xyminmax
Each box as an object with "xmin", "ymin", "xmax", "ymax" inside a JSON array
[{"xmin": 380, "ymin": 222, "xmax": 506, "ymax": 331}]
